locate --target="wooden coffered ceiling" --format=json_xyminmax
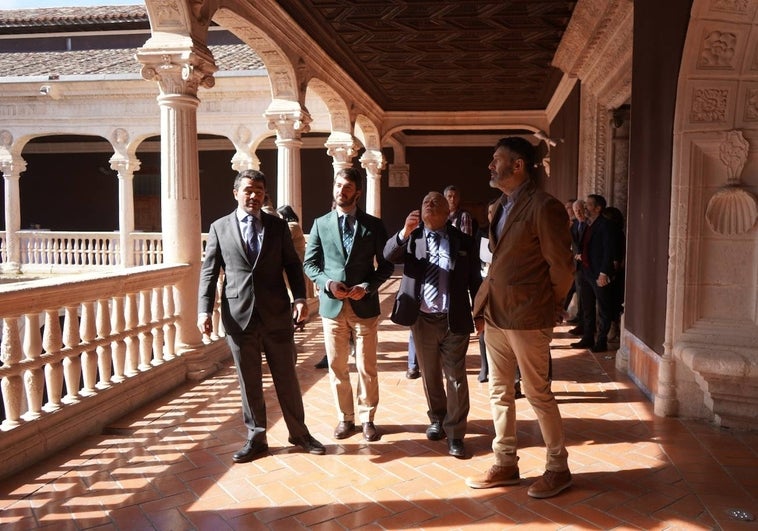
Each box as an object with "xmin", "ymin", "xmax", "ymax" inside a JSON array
[{"xmin": 274, "ymin": 0, "xmax": 577, "ymax": 113}]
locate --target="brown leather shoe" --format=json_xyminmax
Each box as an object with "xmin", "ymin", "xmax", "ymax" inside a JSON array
[
  {"xmin": 333, "ymin": 421, "xmax": 355, "ymax": 439},
  {"xmin": 362, "ymin": 422, "xmax": 380, "ymax": 441},
  {"xmin": 527, "ymin": 469, "xmax": 572, "ymax": 498},
  {"xmin": 465, "ymin": 464, "xmax": 520, "ymax": 488}
]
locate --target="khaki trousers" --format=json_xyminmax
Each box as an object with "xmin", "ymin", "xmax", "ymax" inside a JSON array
[
  {"xmin": 484, "ymin": 324, "xmax": 569, "ymax": 472},
  {"xmin": 322, "ymin": 302, "xmax": 380, "ymax": 424}
]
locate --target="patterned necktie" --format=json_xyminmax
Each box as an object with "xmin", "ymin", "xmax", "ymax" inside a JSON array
[
  {"xmin": 245, "ymin": 215, "xmax": 259, "ymax": 263},
  {"xmin": 342, "ymin": 215, "xmax": 354, "ymax": 255},
  {"xmin": 423, "ymin": 231, "xmax": 440, "ymax": 308}
]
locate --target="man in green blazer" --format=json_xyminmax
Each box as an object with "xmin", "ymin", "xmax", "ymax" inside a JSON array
[{"xmin": 304, "ymin": 168, "xmax": 394, "ymax": 442}]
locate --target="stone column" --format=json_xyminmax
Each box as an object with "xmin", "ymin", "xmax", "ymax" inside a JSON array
[
  {"xmin": 265, "ymin": 109, "xmax": 310, "ymax": 217},
  {"xmin": 0, "ymin": 131, "xmax": 26, "ymax": 274},
  {"xmin": 360, "ymin": 150, "xmax": 385, "ymax": 218},
  {"xmin": 137, "ymin": 47, "xmax": 216, "ymax": 352},
  {"xmin": 109, "ymin": 152, "xmax": 140, "ymax": 268},
  {"xmin": 325, "ymin": 134, "xmax": 358, "ymax": 176}
]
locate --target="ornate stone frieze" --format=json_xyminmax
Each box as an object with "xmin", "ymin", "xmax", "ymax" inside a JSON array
[
  {"xmin": 698, "ymin": 30, "xmax": 738, "ymax": 69},
  {"xmin": 705, "ymin": 130, "xmax": 758, "ymax": 235},
  {"xmin": 690, "ymin": 87, "xmax": 729, "ymax": 122},
  {"xmin": 712, "ymin": 0, "xmax": 752, "ymax": 15}
]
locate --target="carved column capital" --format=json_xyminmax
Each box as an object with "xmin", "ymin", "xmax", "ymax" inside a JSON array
[
  {"xmin": 265, "ymin": 109, "xmax": 312, "ymax": 139},
  {"xmin": 359, "ymin": 149, "xmax": 386, "ymax": 176},
  {"xmin": 325, "ymin": 138, "xmax": 359, "ymax": 164},
  {"xmin": 137, "ymin": 47, "xmax": 217, "ymax": 97},
  {"xmin": 109, "ymin": 155, "xmax": 141, "ymax": 178}
]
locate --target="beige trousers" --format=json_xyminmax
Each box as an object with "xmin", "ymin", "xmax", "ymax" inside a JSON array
[
  {"xmin": 321, "ymin": 302, "xmax": 380, "ymax": 424},
  {"xmin": 484, "ymin": 324, "xmax": 569, "ymax": 472}
]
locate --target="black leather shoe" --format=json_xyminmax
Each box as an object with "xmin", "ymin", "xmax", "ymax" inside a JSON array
[
  {"xmin": 571, "ymin": 339, "xmax": 594, "ymax": 349},
  {"xmin": 448, "ymin": 439, "xmax": 465, "ymax": 458},
  {"xmin": 478, "ymin": 372, "xmax": 488, "ymax": 383},
  {"xmin": 334, "ymin": 421, "xmax": 355, "ymax": 439},
  {"xmin": 590, "ymin": 342, "xmax": 608, "ymax": 353},
  {"xmin": 232, "ymin": 439, "xmax": 269, "ymax": 463},
  {"xmin": 514, "ymin": 383, "xmax": 524, "ymax": 399},
  {"xmin": 405, "ymin": 368, "xmax": 420, "ymax": 379},
  {"xmin": 314, "ymin": 355, "xmax": 328, "ymax": 369},
  {"xmin": 288, "ymin": 434, "xmax": 326, "ymax": 455},
  {"xmin": 426, "ymin": 421, "xmax": 444, "ymax": 441},
  {"xmin": 568, "ymin": 326, "xmax": 584, "ymax": 336},
  {"xmin": 362, "ymin": 422, "xmax": 380, "ymax": 441}
]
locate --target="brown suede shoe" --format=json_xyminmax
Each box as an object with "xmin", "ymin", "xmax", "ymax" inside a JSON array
[
  {"xmin": 465, "ymin": 465, "xmax": 520, "ymax": 489},
  {"xmin": 333, "ymin": 421, "xmax": 355, "ymax": 439},
  {"xmin": 527, "ymin": 469, "xmax": 572, "ymax": 498}
]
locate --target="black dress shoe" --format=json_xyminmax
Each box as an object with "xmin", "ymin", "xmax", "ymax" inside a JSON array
[
  {"xmin": 426, "ymin": 421, "xmax": 444, "ymax": 441},
  {"xmin": 571, "ymin": 339, "xmax": 594, "ymax": 349},
  {"xmin": 362, "ymin": 422, "xmax": 380, "ymax": 441},
  {"xmin": 232, "ymin": 439, "xmax": 269, "ymax": 463},
  {"xmin": 288, "ymin": 434, "xmax": 326, "ymax": 455},
  {"xmin": 478, "ymin": 371, "xmax": 488, "ymax": 383},
  {"xmin": 314, "ymin": 355, "xmax": 328, "ymax": 369},
  {"xmin": 448, "ymin": 439, "xmax": 465, "ymax": 458},
  {"xmin": 405, "ymin": 368, "xmax": 420, "ymax": 379},
  {"xmin": 514, "ymin": 383, "xmax": 524, "ymax": 399},
  {"xmin": 568, "ymin": 326, "xmax": 584, "ymax": 336},
  {"xmin": 333, "ymin": 421, "xmax": 355, "ymax": 439},
  {"xmin": 590, "ymin": 342, "xmax": 608, "ymax": 353}
]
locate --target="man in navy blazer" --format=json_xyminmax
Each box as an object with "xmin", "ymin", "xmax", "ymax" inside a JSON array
[
  {"xmin": 198, "ymin": 169, "xmax": 324, "ymax": 463},
  {"xmin": 384, "ymin": 191, "xmax": 482, "ymax": 458}
]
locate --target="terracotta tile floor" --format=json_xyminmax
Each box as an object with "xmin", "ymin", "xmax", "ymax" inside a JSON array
[{"xmin": 1, "ymin": 277, "xmax": 757, "ymax": 530}]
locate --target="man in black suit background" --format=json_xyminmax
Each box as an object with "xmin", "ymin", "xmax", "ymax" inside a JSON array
[
  {"xmin": 571, "ymin": 194, "xmax": 614, "ymax": 353},
  {"xmin": 198, "ymin": 169, "xmax": 325, "ymax": 463},
  {"xmin": 383, "ymin": 191, "xmax": 482, "ymax": 458}
]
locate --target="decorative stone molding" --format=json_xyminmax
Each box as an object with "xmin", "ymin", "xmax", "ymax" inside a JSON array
[
  {"xmin": 705, "ymin": 130, "xmax": 758, "ymax": 235},
  {"xmin": 698, "ymin": 29, "xmax": 738, "ymax": 69},
  {"xmin": 325, "ymin": 135, "xmax": 358, "ymax": 166},
  {"xmin": 138, "ymin": 49, "xmax": 217, "ymax": 96},
  {"xmin": 265, "ymin": 109, "xmax": 311, "ymax": 138}
]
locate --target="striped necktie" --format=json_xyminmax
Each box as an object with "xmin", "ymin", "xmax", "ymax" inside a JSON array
[
  {"xmin": 423, "ymin": 231, "xmax": 441, "ymax": 308},
  {"xmin": 342, "ymin": 215, "xmax": 354, "ymax": 255}
]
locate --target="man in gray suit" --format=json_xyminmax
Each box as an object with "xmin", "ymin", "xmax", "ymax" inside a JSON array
[
  {"xmin": 384, "ymin": 191, "xmax": 481, "ymax": 458},
  {"xmin": 198, "ymin": 169, "xmax": 324, "ymax": 463},
  {"xmin": 304, "ymin": 168, "xmax": 394, "ymax": 442}
]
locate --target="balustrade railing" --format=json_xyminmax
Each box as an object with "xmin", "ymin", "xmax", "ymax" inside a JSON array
[
  {"xmin": 0, "ymin": 231, "xmax": 209, "ymax": 270},
  {"xmin": 0, "ymin": 264, "xmax": 186, "ymax": 429}
]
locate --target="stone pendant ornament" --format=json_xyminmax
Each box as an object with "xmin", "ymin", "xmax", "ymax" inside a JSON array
[{"xmin": 705, "ymin": 130, "xmax": 758, "ymax": 236}]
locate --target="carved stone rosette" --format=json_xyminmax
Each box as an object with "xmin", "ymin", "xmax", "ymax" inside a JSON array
[{"xmin": 705, "ymin": 130, "xmax": 758, "ymax": 235}]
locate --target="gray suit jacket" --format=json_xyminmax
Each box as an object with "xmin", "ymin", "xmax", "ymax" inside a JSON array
[
  {"xmin": 198, "ymin": 210, "xmax": 306, "ymax": 335},
  {"xmin": 384, "ymin": 223, "xmax": 481, "ymax": 334}
]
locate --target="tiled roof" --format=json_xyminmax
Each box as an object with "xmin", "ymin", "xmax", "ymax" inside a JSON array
[
  {"xmin": 0, "ymin": 44, "xmax": 265, "ymax": 77},
  {"xmin": 0, "ymin": 6, "xmax": 148, "ymax": 32}
]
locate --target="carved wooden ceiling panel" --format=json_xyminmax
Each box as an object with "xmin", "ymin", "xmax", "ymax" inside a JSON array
[{"xmin": 274, "ymin": 0, "xmax": 576, "ymax": 112}]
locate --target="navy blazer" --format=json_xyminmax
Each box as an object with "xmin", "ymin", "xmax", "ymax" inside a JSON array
[
  {"xmin": 583, "ymin": 215, "xmax": 614, "ymax": 280},
  {"xmin": 198, "ymin": 210, "xmax": 306, "ymax": 335},
  {"xmin": 383, "ymin": 223, "xmax": 481, "ymax": 334}
]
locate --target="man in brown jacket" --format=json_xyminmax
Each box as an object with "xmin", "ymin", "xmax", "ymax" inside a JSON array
[{"xmin": 466, "ymin": 137, "xmax": 574, "ymax": 499}]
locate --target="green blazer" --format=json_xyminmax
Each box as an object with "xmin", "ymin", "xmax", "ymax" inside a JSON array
[{"xmin": 304, "ymin": 209, "xmax": 394, "ymax": 319}]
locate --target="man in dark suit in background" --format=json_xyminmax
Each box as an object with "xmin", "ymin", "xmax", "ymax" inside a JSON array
[
  {"xmin": 571, "ymin": 193, "xmax": 615, "ymax": 353},
  {"xmin": 198, "ymin": 169, "xmax": 325, "ymax": 463},
  {"xmin": 304, "ymin": 168, "xmax": 394, "ymax": 442},
  {"xmin": 384, "ymin": 191, "xmax": 481, "ymax": 458}
]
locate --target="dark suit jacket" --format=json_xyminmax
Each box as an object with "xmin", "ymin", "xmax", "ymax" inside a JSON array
[
  {"xmin": 198, "ymin": 210, "xmax": 306, "ymax": 335},
  {"xmin": 473, "ymin": 182, "xmax": 574, "ymax": 330},
  {"xmin": 383, "ymin": 223, "xmax": 482, "ymax": 335},
  {"xmin": 304, "ymin": 209, "xmax": 394, "ymax": 320},
  {"xmin": 583, "ymin": 215, "xmax": 614, "ymax": 280}
]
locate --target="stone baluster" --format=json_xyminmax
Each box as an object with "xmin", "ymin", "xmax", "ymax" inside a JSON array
[
  {"xmin": 360, "ymin": 150, "xmax": 385, "ymax": 218},
  {"xmin": 124, "ymin": 292, "xmax": 139, "ymax": 376},
  {"xmin": 110, "ymin": 296, "xmax": 126, "ymax": 382},
  {"xmin": 79, "ymin": 301, "xmax": 97, "ymax": 395},
  {"xmin": 43, "ymin": 309, "xmax": 63, "ymax": 411},
  {"xmin": 23, "ymin": 312, "xmax": 44, "ymax": 419},
  {"xmin": 163, "ymin": 286, "xmax": 176, "ymax": 360},
  {"xmin": 1, "ymin": 317, "xmax": 24, "ymax": 428},
  {"xmin": 138, "ymin": 289, "xmax": 153, "ymax": 370},
  {"xmin": 62, "ymin": 306, "xmax": 81, "ymax": 403},
  {"xmin": 151, "ymin": 286, "xmax": 165, "ymax": 365},
  {"xmin": 96, "ymin": 298, "xmax": 112, "ymax": 389}
]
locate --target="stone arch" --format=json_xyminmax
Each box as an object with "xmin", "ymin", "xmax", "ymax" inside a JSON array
[
  {"xmin": 354, "ymin": 115, "xmax": 381, "ymax": 153},
  {"xmin": 307, "ymin": 78, "xmax": 352, "ymax": 136}
]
